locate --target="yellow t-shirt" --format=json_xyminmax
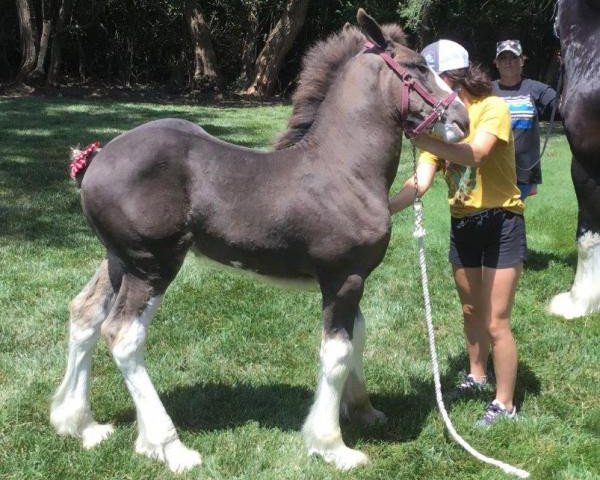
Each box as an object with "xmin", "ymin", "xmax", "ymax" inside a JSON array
[{"xmin": 420, "ymin": 96, "xmax": 524, "ymax": 218}]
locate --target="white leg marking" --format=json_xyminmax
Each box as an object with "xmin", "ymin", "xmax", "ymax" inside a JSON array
[
  {"xmin": 341, "ymin": 312, "xmax": 387, "ymax": 426},
  {"xmin": 302, "ymin": 335, "xmax": 368, "ymax": 470},
  {"xmin": 111, "ymin": 295, "xmax": 201, "ymax": 473},
  {"xmin": 549, "ymin": 232, "xmax": 600, "ymax": 319},
  {"xmin": 51, "ymin": 277, "xmax": 115, "ymax": 447},
  {"xmin": 51, "ymin": 321, "xmax": 115, "ymax": 446}
]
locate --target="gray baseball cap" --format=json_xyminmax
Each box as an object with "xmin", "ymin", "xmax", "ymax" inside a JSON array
[{"xmin": 496, "ymin": 40, "xmax": 523, "ymax": 58}]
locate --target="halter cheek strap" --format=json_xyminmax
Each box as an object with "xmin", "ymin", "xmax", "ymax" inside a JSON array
[{"xmin": 364, "ymin": 43, "xmax": 457, "ymax": 138}]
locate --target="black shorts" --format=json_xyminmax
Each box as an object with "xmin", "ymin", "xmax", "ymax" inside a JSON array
[{"xmin": 449, "ymin": 208, "xmax": 526, "ymax": 268}]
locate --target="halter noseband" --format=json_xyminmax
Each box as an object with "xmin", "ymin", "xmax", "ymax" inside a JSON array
[{"xmin": 364, "ymin": 42, "xmax": 458, "ymax": 139}]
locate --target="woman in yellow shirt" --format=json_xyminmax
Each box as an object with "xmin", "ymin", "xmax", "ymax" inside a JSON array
[{"xmin": 390, "ymin": 40, "xmax": 525, "ymax": 426}]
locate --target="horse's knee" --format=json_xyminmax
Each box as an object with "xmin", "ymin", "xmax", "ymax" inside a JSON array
[
  {"xmin": 99, "ymin": 273, "xmax": 156, "ymax": 346},
  {"xmin": 104, "ymin": 295, "xmax": 162, "ymax": 368},
  {"xmin": 336, "ymin": 274, "xmax": 363, "ymax": 298},
  {"xmin": 106, "ymin": 319, "xmax": 146, "ymax": 367},
  {"xmin": 322, "ymin": 274, "xmax": 365, "ymax": 338}
]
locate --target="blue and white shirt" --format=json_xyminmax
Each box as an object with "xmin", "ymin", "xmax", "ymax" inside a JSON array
[{"xmin": 492, "ymin": 79, "xmax": 558, "ymax": 184}]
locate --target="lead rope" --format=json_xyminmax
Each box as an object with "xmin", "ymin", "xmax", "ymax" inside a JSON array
[
  {"xmin": 539, "ymin": 68, "xmax": 563, "ymax": 161},
  {"xmin": 411, "ymin": 145, "xmax": 530, "ymax": 479}
]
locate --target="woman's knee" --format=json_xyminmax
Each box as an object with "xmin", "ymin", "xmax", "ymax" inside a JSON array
[{"xmin": 487, "ymin": 317, "xmax": 513, "ymax": 343}]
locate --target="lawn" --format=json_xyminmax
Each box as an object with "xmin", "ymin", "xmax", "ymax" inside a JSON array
[{"xmin": 0, "ymin": 97, "xmax": 598, "ymax": 480}]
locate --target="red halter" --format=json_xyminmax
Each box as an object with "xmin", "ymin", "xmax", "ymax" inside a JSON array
[{"xmin": 364, "ymin": 43, "xmax": 458, "ymax": 139}]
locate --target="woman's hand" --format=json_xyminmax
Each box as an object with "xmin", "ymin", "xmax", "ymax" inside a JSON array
[{"xmin": 389, "ymin": 161, "xmax": 437, "ymax": 214}]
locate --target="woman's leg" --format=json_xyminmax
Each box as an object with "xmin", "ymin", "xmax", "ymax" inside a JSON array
[
  {"xmin": 453, "ymin": 266, "xmax": 489, "ymax": 382},
  {"xmin": 482, "ymin": 265, "xmax": 522, "ymax": 410}
]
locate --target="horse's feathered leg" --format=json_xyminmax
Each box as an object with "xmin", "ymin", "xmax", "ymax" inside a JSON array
[
  {"xmin": 101, "ymin": 272, "xmax": 201, "ymax": 473},
  {"xmin": 341, "ymin": 309, "xmax": 386, "ymax": 426},
  {"xmin": 548, "ymin": 232, "xmax": 600, "ymax": 318},
  {"xmin": 303, "ymin": 273, "xmax": 369, "ymax": 470},
  {"xmin": 51, "ymin": 259, "xmax": 116, "ymax": 448},
  {"xmin": 549, "ymin": 156, "xmax": 600, "ymax": 318}
]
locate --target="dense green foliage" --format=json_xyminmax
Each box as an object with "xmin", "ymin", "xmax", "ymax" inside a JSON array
[
  {"xmin": 1, "ymin": 98, "xmax": 598, "ymax": 479},
  {"xmin": 2, "ymin": 0, "xmax": 560, "ymax": 94}
]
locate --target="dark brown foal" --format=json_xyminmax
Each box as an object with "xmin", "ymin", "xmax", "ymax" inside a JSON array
[{"xmin": 51, "ymin": 9, "xmax": 469, "ymax": 473}]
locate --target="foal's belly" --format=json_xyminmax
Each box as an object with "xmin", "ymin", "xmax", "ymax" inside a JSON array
[
  {"xmin": 190, "ymin": 235, "xmax": 316, "ymax": 281},
  {"xmin": 191, "ymin": 249, "xmax": 317, "ymax": 290}
]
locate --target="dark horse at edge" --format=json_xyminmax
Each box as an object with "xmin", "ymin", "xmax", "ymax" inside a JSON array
[
  {"xmin": 549, "ymin": 0, "xmax": 600, "ymax": 318},
  {"xmin": 50, "ymin": 10, "xmax": 468, "ymax": 473}
]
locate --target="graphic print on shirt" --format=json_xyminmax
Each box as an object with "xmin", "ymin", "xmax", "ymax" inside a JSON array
[
  {"xmin": 445, "ymin": 162, "xmax": 477, "ymax": 206},
  {"xmin": 503, "ymin": 95, "xmax": 536, "ymax": 130}
]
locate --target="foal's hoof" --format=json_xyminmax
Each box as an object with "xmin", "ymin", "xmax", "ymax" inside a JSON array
[
  {"xmin": 548, "ymin": 291, "xmax": 588, "ymax": 319},
  {"xmin": 358, "ymin": 408, "xmax": 387, "ymax": 427},
  {"xmin": 50, "ymin": 402, "xmax": 114, "ymax": 448},
  {"xmin": 136, "ymin": 437, "xmax": 202, "ymax": 473},
  {"xmin": 322, "ymin": 446, "xmax": 369, "ymax": 470},
  {"xmin": 165, "ymin": 441, "xmax": 202, "ymax": 474},
  {"xmin": 342, "ymin": 404, "xmax": 387, "ymax": 427},
  {"xmin": 82, "ymin": 423, "xmax": 115, "ymax": 449}
]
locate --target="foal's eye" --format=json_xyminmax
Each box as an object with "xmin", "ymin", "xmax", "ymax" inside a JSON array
[
  {"xmin": 417, "ymin": 64, "xmax": 429, "ymax": 74},
  {"xmin": 406, "ymin": 61, "xmax": 429, "ymax": 74}
]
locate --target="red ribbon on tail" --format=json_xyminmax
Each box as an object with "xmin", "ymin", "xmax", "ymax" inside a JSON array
[{"xmin": 69, "ymin": 141, "xmax": 101, "ymax": 180}]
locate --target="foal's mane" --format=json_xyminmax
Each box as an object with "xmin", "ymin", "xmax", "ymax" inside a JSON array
[{"xmin": 273, "ymin": 24, "xmax": 407, "ymax": 150}]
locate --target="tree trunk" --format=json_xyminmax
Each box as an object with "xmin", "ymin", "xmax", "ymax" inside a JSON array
[
  {"xmin": 35, "ymin": 0, "xmax": 58, "ymax": 77},
  {"xmin": 47, "ymin": 0, "xmax": 73, "ymax": 86},
  {"xmin": 239, "ymin": 1, "xmax": 259, "ymax": 87},
  {"xmin": 34, "ymin": 19, "xmax": 52, "ymax": 76},
  {"xmin": 242, "ymin": 0, "xmax": 309, "ymax": 98},
  {"xmin": 119, "ymin": 37, "xmax": 133, "ymax": 87},
  {"xmin": 15, "ymin": 0, "xmax": 39, "ymax": 82},
  {"xmin": 76, "ymin": 32, "xmax": 86, "ymax": 81},
  {"xmin": 184, "ymin": 0, "xmax": 221, "ymax": 92}
]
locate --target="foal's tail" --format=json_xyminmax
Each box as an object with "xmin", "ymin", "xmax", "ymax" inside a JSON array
[{"xmin": 69, "ymin": 141, "xmax": 101, "ymax": 187}]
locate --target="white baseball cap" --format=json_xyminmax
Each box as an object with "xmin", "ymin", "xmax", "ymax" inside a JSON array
[{"xmin": 421, "ymin": 39, "xmax": 469, "ymax": 74}]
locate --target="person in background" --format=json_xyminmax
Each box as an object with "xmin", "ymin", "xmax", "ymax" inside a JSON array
[
  {"xmin": 492, "ymin": 40, "xmax": 559, "ymax": 200},
  {"xmin": 390, "ymin": 39, "xmax": 524, "ymax": 426}
]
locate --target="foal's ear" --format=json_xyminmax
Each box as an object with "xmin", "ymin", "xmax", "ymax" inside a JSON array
[{"xmin": 357, "ymin": 8, "xmax": 389, "ymax": 50}]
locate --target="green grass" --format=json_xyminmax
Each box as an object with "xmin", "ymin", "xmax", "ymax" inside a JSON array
[{"xmin": 0, "ymin": 97, "xmax": 598, "ymax": 480}]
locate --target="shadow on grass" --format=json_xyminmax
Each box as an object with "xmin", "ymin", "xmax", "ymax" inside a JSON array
[
  {"xmin": 524, "ymin": 248, "xmax": 577, "ymax": 271},
  {"xmin": 0, "ymin": 97, "xmax": 285, "ymax": 246},
  {"xmin": 111, "ymin": 354, "xmax": 541, "ymax": 446},
  {"xmin": 0, "ymin": 193, "xmax": 94, "ymax": 247}
]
